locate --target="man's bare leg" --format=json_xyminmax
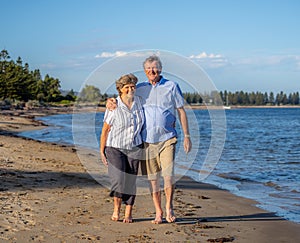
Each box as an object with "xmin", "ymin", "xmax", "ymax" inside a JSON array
[
  {"xmin": 164, "ymin": 176, "xmax": 176, "ymax": 223},
  {"xmin": 150, "ymin": 179, "xmax": 163, "ymax": 224}
]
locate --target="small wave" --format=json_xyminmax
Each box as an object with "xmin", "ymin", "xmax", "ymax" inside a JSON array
[
  {"xmin": 264, "ymin": 181, "xmax": 282, "ymax": 190},
  {"xmin": 281, "ymin": 161, "xmax": 300, "ymax": 165},
  {"xmin": 217, "ymin": 173, "xmax": 255, "ymax": 183},
  {"xmin": 291, "ymin": 189, "xmax": 300, "ymax": 193}
]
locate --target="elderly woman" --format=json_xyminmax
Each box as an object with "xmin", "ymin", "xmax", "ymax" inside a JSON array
[{"xmin": 100, "ymin": 73, "xmax": 145, "ymax": 223}]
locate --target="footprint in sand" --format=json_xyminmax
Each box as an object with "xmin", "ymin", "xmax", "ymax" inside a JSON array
[{"xmin": 0, "ymin": 192, "xmax": 35, "ymax": 240}]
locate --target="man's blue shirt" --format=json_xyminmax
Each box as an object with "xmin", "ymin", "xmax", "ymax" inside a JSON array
[{"xmin": 136, "ymin": 76, "xmax": 185, "ymax": 143}]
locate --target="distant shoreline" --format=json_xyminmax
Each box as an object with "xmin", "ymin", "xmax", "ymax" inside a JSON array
[
  {"xmin": 187, "ymin": 104, "xmax": 300, "ymax": 110},
  {"xmin": 0, "ymin": 104, "xmax": 299, "ymax": 120}
]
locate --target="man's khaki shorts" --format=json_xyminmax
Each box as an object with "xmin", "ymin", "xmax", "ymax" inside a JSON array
[{"xmin": 141, "ymin": 137, "xmax": 177, "ymax": 180}]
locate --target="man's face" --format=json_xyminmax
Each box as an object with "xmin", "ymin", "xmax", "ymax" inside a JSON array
[{"xmin": 144, "ymin": 61, "xmax": 161, "ymax": 83}]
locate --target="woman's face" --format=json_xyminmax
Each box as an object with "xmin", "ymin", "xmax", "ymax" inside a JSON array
[{"xmin": 120, "ymin": 83, "xmax": 136, "ymax": 97}]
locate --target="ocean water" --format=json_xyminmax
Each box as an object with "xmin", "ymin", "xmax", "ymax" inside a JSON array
[{"xmin": 18, "ymin": 108, "xmax": 300, "ymax": 223}]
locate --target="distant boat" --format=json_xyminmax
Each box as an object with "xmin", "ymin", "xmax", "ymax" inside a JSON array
[{"xmin": 223, "ymin": 94, "xmax": 231, "ymax": 109}]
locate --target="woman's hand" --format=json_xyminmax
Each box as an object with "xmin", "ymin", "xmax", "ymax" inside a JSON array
[{"xmin": 100, "ymin": 151, "xmax": 108, "ymax": 166}]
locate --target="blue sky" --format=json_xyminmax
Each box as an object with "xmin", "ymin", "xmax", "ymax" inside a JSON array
[{"xmin": 2, "ymin": 0, "xmax": 300, "ymax": 93}]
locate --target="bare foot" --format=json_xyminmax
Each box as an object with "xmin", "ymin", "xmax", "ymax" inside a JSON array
[
  {"xmin": 111, "ymin": 213, "xmax": 119, "ymax": 221},
  {"xmin": 112, "ymin": 197, "xmax": 121, "ymax": 221},
  {"xmin": 123, "ymin": 205, "xmax": 133, "ymax": 223},
  {"xmin": 151, "ymin": 214, "xmax": 163, "ymax": 224},
  {"xmin": 166, "ymin": 209, "xmax": 176, "ymax": 223},
  {"xmin": 123, "ymin": 217, "xmax": 133, "ymax": 223}
]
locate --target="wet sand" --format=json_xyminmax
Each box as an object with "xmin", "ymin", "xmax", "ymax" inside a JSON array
[{"xmin": 1, "ymin": 108, "xmax": 300, "ymax": 242}]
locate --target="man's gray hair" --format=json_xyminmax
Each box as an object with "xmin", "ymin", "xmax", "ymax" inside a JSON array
[{"xmin": 143, "ymin": 55, "xmax": 162, "ymax": 70}]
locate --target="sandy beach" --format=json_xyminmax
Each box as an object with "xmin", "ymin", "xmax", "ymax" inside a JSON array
[{"xmin": 1, "ymin": 108, "xmax": 300, "ymax": 242}]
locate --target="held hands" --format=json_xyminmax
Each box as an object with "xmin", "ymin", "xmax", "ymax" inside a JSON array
[{"xmin": 106, "ymin": 97, "xmax": 117, "ymax": 111}]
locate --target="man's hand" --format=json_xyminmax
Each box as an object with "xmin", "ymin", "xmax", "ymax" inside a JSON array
[
  {"xmin": 106, "ymin": 97, "xmax": 117, "ymax": 111},
  {"xmin": 184, "ymin": 137, "xmax": 192, "ymax": 153}
]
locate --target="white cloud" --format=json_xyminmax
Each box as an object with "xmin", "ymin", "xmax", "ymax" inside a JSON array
[
  {"xmin": 189, "ymin": 52, "xmax": 229, "ymax": 68},
  {"xmin": 95, "ymin": 51, "xmax": 128, "ymax": 58},
  {"xmin": 95, "ymin": 50, "xmax": 161, "ymax": 59},
  {"xmin": 189, "ymin": 52, "xmax": 222, "ymax": 59}
]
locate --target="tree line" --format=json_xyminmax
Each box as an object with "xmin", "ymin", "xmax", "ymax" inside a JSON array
[
  {"xmin": 0, "ymin": 49, "xmax": 75, "ymax": 104},
  {"xmin": 183, "ymin": 90, "xmax": 300, "ymax": 106}
]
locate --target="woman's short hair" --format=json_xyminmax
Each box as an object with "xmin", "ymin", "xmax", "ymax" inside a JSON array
[{"xmin": 115, "ymin": 73, "xmax": 138, "ymax": 96}]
